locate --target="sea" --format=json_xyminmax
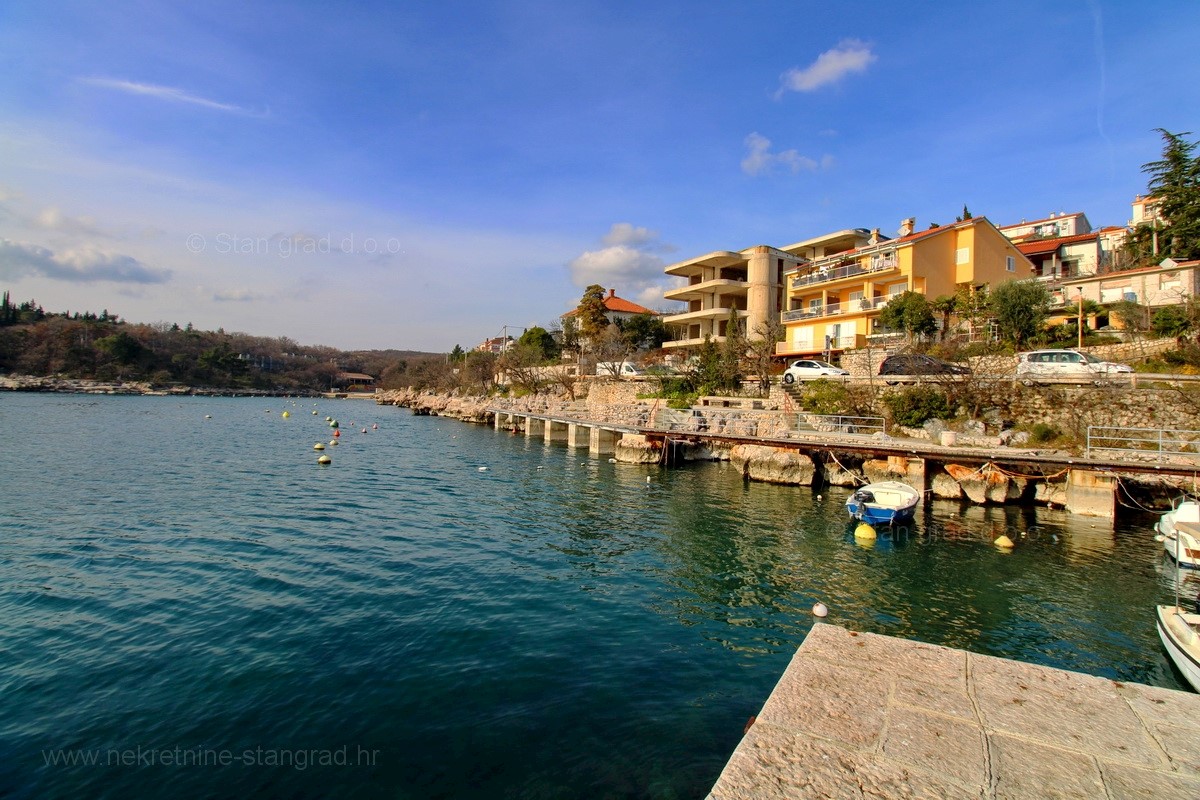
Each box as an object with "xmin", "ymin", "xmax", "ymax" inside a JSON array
[{"xmin": 0, "ymin": 393, "xmax": 1193, "ymax": 799}]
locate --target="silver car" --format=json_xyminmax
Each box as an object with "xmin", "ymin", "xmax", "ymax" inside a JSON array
[
  {"xmin": 1015, "ymin": 349, "xmax": 1132, "ymax": 383},
  {"xmin": 781, "ymin": 359, "xmax": 849, "ymax": 384}
]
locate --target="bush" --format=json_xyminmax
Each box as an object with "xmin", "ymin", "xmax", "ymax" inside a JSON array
[
  {"xmin": 883, "ymin": 386, "xmax": 952, "ymax": 427},
  {"xmin": 1028, "ymin": 422, "xmax": 1059, "ymax": 444},
  {"xmin": 800, "ymin": 378, "xmax": 851, "ymax": 415}
]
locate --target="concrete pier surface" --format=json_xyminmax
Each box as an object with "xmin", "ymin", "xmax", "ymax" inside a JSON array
[{"xmin": 709, "ymin": 623, "xmax": 1200, "ymax": 799}]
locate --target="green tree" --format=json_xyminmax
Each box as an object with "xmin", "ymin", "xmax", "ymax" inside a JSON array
[
  {"xmin": 1152, "ymin": 304, "xmax": 1193, "ymax": 339},
  {"xmin": 576, "ymin": 285, "xmax": 610, "ymax": 347},
  {"xmin": 558, "ymin": 316, "xmax": 580, "ymax": 356},
  {"xmin": 930, "ymin": 294, "xmax": 958, "ymax": 341},
  {"xmin": 1141, "ymin": 129, "xmax": 1200, "ymax": 261},
  {"xmin": 96, "ymin": 331, "xmax": 143, "ymax": 364},
  {"xmin": 617, "ymin": 313, "xmax": 668, "ymax": 351},
  {"xmin": 879, "ymin": 291, "xmax": 936, "ymax": 339},
  {"xmin": 449, "ymin": 344, "xmax": 466, "ymax": 363},
  {"xmin": 517, "ymin": 326, "xmax": 560, "ymax": 361},
  {"xmin": 989, "ymin": 279, "xmax": 1051, "ymax": 349}
]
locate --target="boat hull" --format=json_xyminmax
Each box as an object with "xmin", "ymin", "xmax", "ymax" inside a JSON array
[
  {"xmin": 845, "ymin": 481, "xmax": 919, "ymax": 526},
  {"xmin": 1157, "ymin": 605, "xmax": 1200, "ymax": 692}
]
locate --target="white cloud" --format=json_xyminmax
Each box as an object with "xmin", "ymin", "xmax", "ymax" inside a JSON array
[
  {"xmin": 741, "ymin": 133, "xmax": 833, "ymax": 177},
  {"xmin": 777, "ymin": 39, "xmax": 876, "ymax": 95},
  {"xmin": 0, "ymin": 239, "xmax": 171, "ymax": 284},
  {"xmin": 34, "ymin": 206, "xmax": 109, "ymax": 238},
  {"xmin": 567, "ymin": 224, "xmax": 681, "ymax": 311},
  {"xmin": 78, "ymin": 77, "xmax": 255, "ymax": 115},
  {"xmin": 602, "ymin": 222, "xmax": 657, "ymax": 248}
]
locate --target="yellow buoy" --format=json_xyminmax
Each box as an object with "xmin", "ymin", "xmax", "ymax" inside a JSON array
[
  {"xmin": 281, "ymin": 411, "xmax": 290, "ymax": 418},
  {"xmin": 314, "ymin": 443, "xmax": 325, "ymax": 450},
  {"xmin": 854, "ymin": 523, "xmax": 877, "ymax": 541},
  {"xmin": 317, "ymin": 455, "xmax": 331, "ymax": 465},
  {"xmin": 994, "ymin": 534, "xmax": 1015, "ymax": 550}
]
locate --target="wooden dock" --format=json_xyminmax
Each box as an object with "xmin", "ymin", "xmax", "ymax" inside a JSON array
[{"xmin": 708, "ymin": 623, "xmax": 1200, "ymax": 799}]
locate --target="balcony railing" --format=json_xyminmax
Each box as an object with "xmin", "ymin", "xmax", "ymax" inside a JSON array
[
  {"xmin": 788, "ymin": 253, "xmax": 897, "ymax": 290},
  {"xmin": 781, "ymin": 296, "xmax": 887, "ymax": 322}
]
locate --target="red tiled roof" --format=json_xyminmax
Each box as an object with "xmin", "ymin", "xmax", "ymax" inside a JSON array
[
  {"xmin": 561, "ymin": 291, "xmax": 658, "ymax": 317},
  {"xmin": 1016, "ymin": 231, "xmax": 1103, "ymax": 256}
]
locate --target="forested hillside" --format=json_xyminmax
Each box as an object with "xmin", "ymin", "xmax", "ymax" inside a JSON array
[{"xmin": 0, "ymin": 292, "xmax": 441, "ymax": 392}]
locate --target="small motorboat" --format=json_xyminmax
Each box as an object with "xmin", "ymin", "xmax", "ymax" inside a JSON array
[
  {"xmin": 1155, "ymin": 498, "xmax": 1200, "ymax": 569},
  {"xmin": 845, "ymin": 481, "xmax": 920, "ymax": 525},
  {"xmin": 1157, "ymin": 604, "xmax": 1200, "ymax": 692}
]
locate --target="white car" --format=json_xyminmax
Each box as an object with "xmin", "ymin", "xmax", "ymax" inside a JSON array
[
  {"xmin": 781, "ymin": 359, "xmax": 849, "ymax": 384},
  {"xmin": 1015, "ymin": 349, "xmax": 1133, "ymax": 383}
]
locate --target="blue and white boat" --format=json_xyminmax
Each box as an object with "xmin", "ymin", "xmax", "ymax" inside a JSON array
[{"xmin": 845, "ymin": 481, "xmax": 920, "ymax": 525}]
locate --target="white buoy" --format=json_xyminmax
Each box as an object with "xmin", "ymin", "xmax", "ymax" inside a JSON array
[
  {"xmin": 608, "ymin": 458, "xmax": 616, "ymax": 463},
  {"xmin": 812, "ymin": 602, "xmax": 828, "ymax": 618},
  {"xmin": 372, "ymin": 423, "xmax": 378, "ymax": 429},
  {"xmin": 361, "ymin": 428, "xmax": 368, "ymax": 433},
  {"xmin": 314, "ymin": 443, "xmax": 325, "ymax": 451},
  {"xmin": 329, "ymin": 439, "xmax": 339, "ymax": 446},
  {"xmin": 204, "ymin": 415, "xmax": 211, "ymax": 419},
  {"xmin": 816, "ymin": 494, "xmax": 822, "ymax": 501},
  {"xmin": 646, "ymin": 476, "xmax": 651, "ymax": 483},
  {"xmin": 317, "ymin": 455, "xmax": 331, "ymax": 465},
  {"xmin": 478, "ymin": 466, "xmax": 488, "ymax": 472}
]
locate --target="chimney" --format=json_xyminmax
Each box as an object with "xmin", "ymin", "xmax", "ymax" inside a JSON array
[
  {"xmin": 900, "ymin": 218, "xmax": 915, "ymax": 237},
  {"xmin": 868, "ymin": 228, "xmax": 880, "ymax": 245},
  {"xmin": 608, "ymin": 288, "xmax": 616, "ymax": 298}
]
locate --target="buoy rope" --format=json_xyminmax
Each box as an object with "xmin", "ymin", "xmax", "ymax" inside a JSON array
[{"xmin": 827, "ymin": 451, "xmax": 868, "ymax": 485}]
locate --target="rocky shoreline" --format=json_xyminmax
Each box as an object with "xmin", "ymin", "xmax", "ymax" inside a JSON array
[
  {"xmin": 376, "ymin": 386, "xmax": 1192, "ymax": 511},
  {"xmin": 0, "ymin": 373, "xmax": 316, "ymax": 397}
]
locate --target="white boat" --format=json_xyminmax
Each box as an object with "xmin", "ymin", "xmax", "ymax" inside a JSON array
[
  {"xmin": 1156, "ymin": 604, "xmax": 1200, "ymax": 692},
  {"xmin": 845, "ymin": 481, "xmax": 920, "ymax": 525},
  {"xmin": 1155, "ymin": 498, "xmax": 1200, "ymax": 568}
]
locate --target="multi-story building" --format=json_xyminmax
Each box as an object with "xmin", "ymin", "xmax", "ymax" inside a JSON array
[
  {"xmin": 1015, "ymin": 227, "xmax": 1128, "ymax": 282},
  {"xmin": 998, "ymin": 212, "xmax": 1092, "ymax": 242},
  {"xmin": 777, "ymin": 217, "xmax": 1033, "ymax": 357},
  {"xmin": 661, "ymin": 229, "xmax": 874, "ymax": 350}
]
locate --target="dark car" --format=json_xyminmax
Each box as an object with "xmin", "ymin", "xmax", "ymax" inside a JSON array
[{"xmin": 878, "ymin": 354, "xmax": 970, "ymax": 381}]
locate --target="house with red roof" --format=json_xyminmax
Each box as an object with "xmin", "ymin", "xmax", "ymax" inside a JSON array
[{"xmin": 560, "ymin": 288, "xmax": 659, "ymax": 327}]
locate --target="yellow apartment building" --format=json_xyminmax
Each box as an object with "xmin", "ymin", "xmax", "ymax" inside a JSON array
[
  {"xmin": 662, "ymin": 229, "xmax": 873, "ymax": 350},
  {"xmin": 778, "ymin": 217, "xmax": 1033, "ymax": 357}
]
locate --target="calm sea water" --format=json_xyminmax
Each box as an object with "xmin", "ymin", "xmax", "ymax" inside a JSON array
[{"xmin": 0, "ymin": 393, "xmax": 1192, "ymax": 799}]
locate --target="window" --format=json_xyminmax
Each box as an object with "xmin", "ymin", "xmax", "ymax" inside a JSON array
[
  {"xmin": 1006, "ymin": 256, "xmax": 1016, "ymax": 272},
  {"xmin": 848, "ymin": 290, "xmax": 863, "ymax": 303},
  {"xmin": 956, "ymin": 247, "xmax": 969, "ymax": 265}
]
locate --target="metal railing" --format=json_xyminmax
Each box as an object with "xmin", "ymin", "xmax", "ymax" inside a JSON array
[
  {"xmin": 787, "ymin": 255, "xmax": 899, "ymax": 290},
  {"xmin": 1086, "ymin": 426, "xmax": 1200, "ymax": 463},
  {"xmin": 797, "ymin": 414, "xmax": 887, "ymax": 436}
]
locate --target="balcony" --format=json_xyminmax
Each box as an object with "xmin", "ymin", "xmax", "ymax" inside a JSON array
[
  {"xmin": 781, "ymin": 296, "xmax": 887, "ymax": 322},
  {"xmin": 663, "ymin": 278, "xmax": 748, "ymax": 302},
  {"xmin": 663, "ymin": 307, "xmax": 749, "ymax": 325},
  {"xmin": 786, "ymin": 253, "xmax": 898, "ymax": 290}
]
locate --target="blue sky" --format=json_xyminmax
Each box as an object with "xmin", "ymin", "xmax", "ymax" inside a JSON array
[{"xmin": 0, "ymin": 0, "xmax": 1196, "ymax": 351}]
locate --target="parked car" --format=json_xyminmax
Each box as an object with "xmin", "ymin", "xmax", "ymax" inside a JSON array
[
  {"xmin": 878, "ymin": 354, "xmax": 970, "ymax": 382},
  {"xmin": 781, "ymin": 359, "xmax": 849, "ymax": 384},
  {"xmin": 1015, "ymin": 349, "xmax": 1133, "ymax": 383}
]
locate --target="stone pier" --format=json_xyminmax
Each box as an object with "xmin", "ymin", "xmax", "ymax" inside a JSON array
[
  {"xmin": 566, "ymin": 423, "xmax": 590, "ymax": 448},
  {"xmin": 708, "ymin": 623, "xmax": 1200, "ymax": 799},
  {"xmin": 524, "ymin": 417, "xmax": 545, "ymax": 439},
  {"xmin": 544, "ymin": 420, "xmax": 569, "ymax": 443},
  {"xmin": 588, "ymin": 426, "xmax": 619, "ymax": 456},
  {"xmin": 1065, "ymin": 468, "xmax": 1117, "ymax": 518}
]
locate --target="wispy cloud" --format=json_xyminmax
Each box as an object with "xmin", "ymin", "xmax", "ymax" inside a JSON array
[
  {"xmin": 211, "ymin": 288, "xmax": 266, "ymax": 302},
  {"xmin": 0, "ymin": 239, "xmax": 170, "ymax": 283},
  {"xmin": 79, "ymin": 77, "xmax": 255, "ymax": 115},
  {"xmin": 777, "ymin": 39, "xmax": 876, "ymax": 96},
  {"xmin": 34, "ymin": 206, "xmax": 109, "ymax": 238},
  {"xmin": 741, "ymin": 133, "xmax": 833, "ymax": 177}
]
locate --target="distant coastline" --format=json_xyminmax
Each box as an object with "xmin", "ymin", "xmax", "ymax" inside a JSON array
[{"xmin": 0, "ymin": 373, "xmax": 321, "ymax": 397}]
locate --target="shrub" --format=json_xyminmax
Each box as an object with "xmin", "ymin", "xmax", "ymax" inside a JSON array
[
  {"xmin": 800, "ymin": 378, "xmax": 851, "ymax": 415},
  {"xmin": 1028, "ymin": 422, "xmax": 1059, "ymax": 444},
  {"xmin": 882, "ymin": 386, "xmax": 952, "ymax": 427}
]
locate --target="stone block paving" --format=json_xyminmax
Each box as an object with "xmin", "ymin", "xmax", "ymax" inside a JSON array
[{"xmin": 708, "ymin": 623, "xmax": 1200, "ymax": 799}]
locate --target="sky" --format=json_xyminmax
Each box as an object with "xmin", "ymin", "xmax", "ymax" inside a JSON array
[{"xmin": 1, "ymin": 1, "xmax": 1197, "ymax": 352}]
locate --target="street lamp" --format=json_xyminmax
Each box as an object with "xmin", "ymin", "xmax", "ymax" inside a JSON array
[{"xmin": 1077, "ymin": 287, "xmax": 1084, "ymax": 350}]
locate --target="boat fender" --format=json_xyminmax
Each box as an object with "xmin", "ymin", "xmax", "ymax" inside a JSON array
[{"xmin": 812, "ymin": 602, "xmax": 828, "ymax": 618}]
